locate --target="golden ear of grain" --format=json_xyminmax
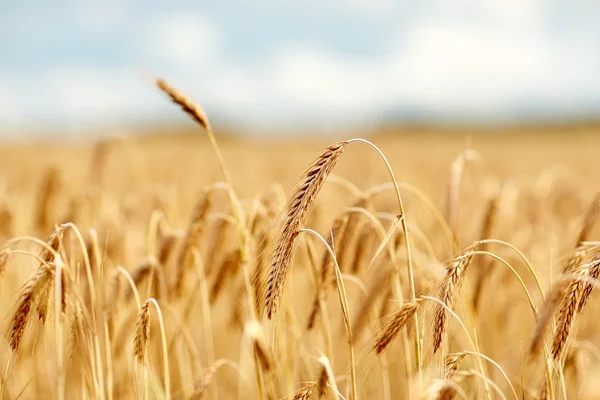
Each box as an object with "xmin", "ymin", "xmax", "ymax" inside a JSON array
[
  {"xmin": 174, "ymin": 190, "xmax": 212, "ymax": 294},
  {"xmin": 529, "ymin": 280, "xmax": 568, "ymax": 357},
  {"xmin": 316, "ymin": 363, "xmax": 328, "ymax": 397},
  {"xmin": 351, "ymin": 268, "xmax": 393, "ymax": 342},
  {"xmin": 563, "ymin": 249, "xmax": 585, "ymax": 275},
  {"xmin": 576, "ymin": 252, "xmax": 600, "ymax": 312},
  {"xmin": 189, "ymin": 359, "xmax": 228, "ymax": 400},
  {"xmin": 210, "ymin": 249, "xmax": 242, "ymax": 303},
  {"xmin": 8, "ymin": 266, "xmax": 53, "ymax": 351},
  {"xmin": 433, "ymin": 254, "xmax": 473, "ymax": 353},
  {"xmin": 436, "ymin": 381, "xmax": 458, "ymax": 400},
  {"xmin": 133, "ymin": 300, "xmax": 151, "ymax": 364},
  {"xmin": 264, "ymin": 142, "xmax": 347, "ymax": 319},
  {"xmin": 551, "ymin": 272, "xmax": 583, "ymax": 360},
  {"xmin": 35, "ymin": 167, "xmax": 60, "ymax": 233},
  {"xmin": 445, "ymin": 352, "xmax": 466, "ymax": 379},
  {"xmin": 157, "ymin": 232, "xmax": 178, "ymax": 266},
  {"xmin": 0, "ymin": 248, "xmax": 11, "ymax": 279},
  {"xmin": 472, "ymin": 194, "xmax": 499, "ymax": 311},
  {"xmin": 40, "ymin": 228, "xmax": 65, "ymax": 321},
  {"xmin": 130, "ymin": 260, "xmax": 166, "ymax": 300},
  {"xmin": 351, "ymin": 223, "xmax": 376, "ymax": 274},
  {"xmin": 373, "ymin": 298, "xmax": 421, "ymax": 354},
  {"xmin": 155, "ymin": 78, "xmax": 211, "ymax": 131},
  {"xmin": 292, "ymin": 385, "xmax": 315, "ymax": 400}
]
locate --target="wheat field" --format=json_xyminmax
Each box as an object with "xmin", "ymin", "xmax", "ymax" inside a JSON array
[{"xmin": 1, "ymin": 84, "xmax": 600, "ymax": 400}]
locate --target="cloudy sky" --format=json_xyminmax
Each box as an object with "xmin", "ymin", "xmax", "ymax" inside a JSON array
[{"xmin": 1, "ymin": 0, "xmax": 600, "ymax": 133}]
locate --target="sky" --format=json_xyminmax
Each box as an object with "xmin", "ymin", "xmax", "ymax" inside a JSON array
[{"xmin": 1, "ymin": 0, "xmax": 600, "ymax": 134}]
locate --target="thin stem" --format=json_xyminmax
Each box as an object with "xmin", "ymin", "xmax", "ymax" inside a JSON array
[
  {"xmin": 346, "ymin": 138, "xmax": 422, "ymax": 387},
  {"xmin": 299, "ymin": 228, "xmax": 357, "ymax": 400},
  {"xmin": 147, "ymin": 299, "xmax": 171, "ymax": 400}
]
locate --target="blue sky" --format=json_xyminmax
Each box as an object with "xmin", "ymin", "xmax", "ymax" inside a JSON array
[{"xmin": 1, "ymin": 0, "xmax": 600, "ymax": 133}]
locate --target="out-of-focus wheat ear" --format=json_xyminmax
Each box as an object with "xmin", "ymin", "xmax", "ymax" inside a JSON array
[
  {"xmin": 445, "ymin": 150, "xmax": 479, "ymax": 248},
  {"xmin": 209, "ymin": 249, "xmax": 242, "ymax": 303},
  {"xmin": 529, "ymin": 280, "xmax": 568, "ymax": 357},
  {"xmin": 334, "ymin": 198, "xmax": 367, "ymax": 273},
  {"xmin": 133, "ymin": 299, "xmax": 151, "ymax": 364},
  {"xmin": 174, "ymin": 190, "xmax": 212, "ymax": 295},
  {"xmin": 307, "ymin": 213, "xmax": 349, "ymax": 330},
  {"xmin": 551, "ymin": 270, "xmax": 584, "ymax": 360},
  {"xmin": 8, "ymin": 266, "xmax": 53, "ymax": 351},
  {"xmin": 563, "ymin": 249, "xmax": 585, "ymax": 275},
  {"xmin": 576, "ymin": 191, "xmax": 600, "ymax": 245},
  {"xmin": 434, "ymin": 254, "xmax": 473, "ymax": 353},
  {"xmin": 0, "ymin": 248, "xmax": 11, "ymax": 279},
  {"xmin": 351, "ymin": 268, "xmax": 392, "ymax": 342},
  {"xmin": 316, "ymin": 355, "xmax": 338, "ymax": 400},
  {"xmin": 68, "ymin": 300, "xmax": 85, "ymax": 362},
  {"xmin": 436, "ymin": 381, "xmax": 458, "ymax": 400},
  {"xmin": 188, "ymin": 359, "xmax": 228, "ymax": 400},
  {"xmin": 265, "ymin": 141, "xmax": 347, "ymax": 319},
  {"xmin": 373, "ymin": 298, "xmax": 421, "ymax": 354},
  {"xmin": 577, "ymin": 251, "xmax": 600, "ymax": 312},
  {"xmin": 155, "ymin": 78, "xmax": 211, "ymax": 131},
  {"xmin": 204, "ymin": 217, "xmax": 230, "ymax": 276},
  {"xmin": 245, "ymin": 320, "xmax": 273, "ymax": 372},
  {"xmin": 35, "ymin": 230, "xmax": 62, "ymax": 322},
  {"xmin": 130, "ymin": 260, "xmax": 167, "ymax": 300},
  {"xmin": 157, "ymin": 232, "xmax": 179, "ymax": 267},
  {"xmin": 89, "ymin": 139, "xmax": 111, "ymax": 186},
  {"xmin": 350, "ymin": 223, "xmax": 376, "ymax": 274},
  {"xmin": 316, "ymin": 362, "xmax": 328, "ymax": 398},
  {"xmin": 34, "ymin": 167, "xmax": 60, "ymax": 233},
  {"xmin": 472, "ymin": 193, "xmax": 498, "ymax": 311},
  {"xmin": 0, "ymin": 202, "xmax": 13, "ymax": 238},
  {"xmin": 292, "ymin": 385, "xmax": 315, "ymax": 400}
]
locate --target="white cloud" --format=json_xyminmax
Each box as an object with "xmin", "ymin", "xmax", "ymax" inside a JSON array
[
  {"xmin": 2, "ymin": 0, "xmax": 600, "ymax": 132},
  {"xmin": 141, "ymin": 12, "xmax": 221, "ymax": 66}
]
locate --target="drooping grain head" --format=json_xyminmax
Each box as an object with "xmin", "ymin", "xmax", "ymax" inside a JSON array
[
  {"xmin": 316, "ymin": 363, "xmax": 328, "ymax": 397},
  {"xmin": 351, "ymin": 268, "xmax": 393, "ymax": 342},
  {"xmin": 174, "ymin": 190, "xmax": 212, "ymax": 294},
  {"xmin": 35, "ymin": 167, "xmax": 61, "ymax": 233},
  {"xmin": 576, "ymin": 251, "xmax": 600, "ymax": 312},
  {"xmin": 472, "ymin": 194, "xmax": 499, "ymax": 311},
  {"xmin": 210, "ymin": 249, "xmax": 242, "ymax": 303},
  {"xmin": 293, "ymin": 385, "xmax": 315, "ymax": 400},
  {"xmin": 445, "ymin": 353, "xmax": 466, "ymax": 379},
  {"xmin": 133, "ymin": 300, "xmax": 151, "ymax": 364},
  {"xmin": 189, "ymin": 360, "xmax": 227, "ymax": 400},
  {"xmin": 157, "ymin": 232, "xmax": 178, "ymax": 266},
  {"xmin": 155, "ymin": 78, "xmax": 212, "ymax": 131},
  {"xmin": 529, "ymin": 279, "xmax": 568, "ymax": 357},
  {"xmin": 374, "ymin": 298, "xmax": 421, "ymax": 354},
  {"xmin": 264, "ymin": 141, "xmax": 347, "ymax": 319},
  {"xmin": 434, "ymin": 254, "xmax": 474, "ymax": 353},
  {"xmin": 9, "ymin": 266, "xmax": 53, "ymax": 351},
  {"xmin": 0, "ymin": 248, "xmax": 11, "ymax": 279},
  {"xmin": 552, "ymin": 270, "xmax": 584, "ymax": 360}
]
